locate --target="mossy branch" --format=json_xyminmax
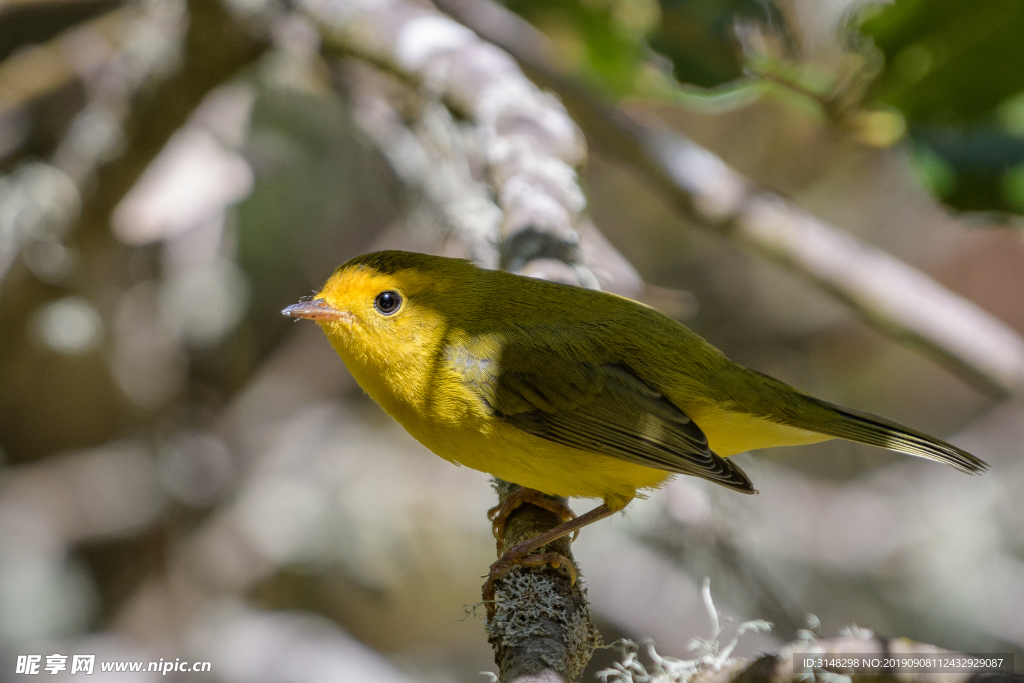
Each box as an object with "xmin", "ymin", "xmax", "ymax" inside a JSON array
[{"xmin": 487, "ymin": 480, "xmax": 600, "ymax": 683}]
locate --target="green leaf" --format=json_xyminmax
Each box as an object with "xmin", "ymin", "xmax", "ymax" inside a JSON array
[
  {"xmin": 860, "ymin": 0, "xmax": 1024, "ymax": 217},
  {"xmin": 862, "ymin": 0, "xmax": 1024, "ymax": 124}
]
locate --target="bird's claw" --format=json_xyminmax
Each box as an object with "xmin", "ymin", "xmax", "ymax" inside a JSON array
[{"xmin": 488, "ymin": 489, "xmax": 578, "ymax": 549}]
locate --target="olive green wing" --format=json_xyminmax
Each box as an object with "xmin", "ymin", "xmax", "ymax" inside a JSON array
[{"xmin": 446, "ymin": 338, "xmax": 755, "ymax": 493}]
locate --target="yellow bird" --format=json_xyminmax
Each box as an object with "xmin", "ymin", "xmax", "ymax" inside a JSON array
[{"xmin": 283, "ymin": 250, "xmax": 986, "ymax": 592}]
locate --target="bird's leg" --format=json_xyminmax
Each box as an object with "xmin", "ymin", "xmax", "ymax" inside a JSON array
[
  {"xmin": 482, "ymin": 503, "xmax": 619, "ymax": 618},
  {"xmin": 487, "ymin": 488, "xmax": 578, "ymax": 550}
]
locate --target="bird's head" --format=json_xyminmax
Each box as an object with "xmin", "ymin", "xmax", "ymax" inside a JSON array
[{"xmin": 282, "ymin": 251, "xmax": 477, "ymax": 365}]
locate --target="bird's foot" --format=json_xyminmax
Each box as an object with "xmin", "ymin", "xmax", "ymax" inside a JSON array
[
  {"xmin": 487, "ymin": 488, "xmax": 578, "ymax": 549},
  {"xmin": 479, "ymin": 502, "xmax": 618, "ymax": 620},
  {"xmin": 482, "ymin": 550, "xmax": 578, "ymax": 620}
]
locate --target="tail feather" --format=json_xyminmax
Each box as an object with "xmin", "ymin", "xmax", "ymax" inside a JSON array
[{"xmin": 806, "ymin": 397, "xmax": 988, "ymax": 474}]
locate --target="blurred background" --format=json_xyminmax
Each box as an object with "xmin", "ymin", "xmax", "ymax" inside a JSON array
[{"xmin": 1, "ymin": 0, "xmax": 1023, "ymax": 680}]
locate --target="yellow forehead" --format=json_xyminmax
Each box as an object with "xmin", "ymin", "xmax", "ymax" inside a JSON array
[{"xmin": 317, "ymin": 265, "xmax": 435, "ymax": 305}]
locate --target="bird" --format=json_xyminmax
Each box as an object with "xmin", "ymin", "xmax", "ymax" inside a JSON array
[{"xmin": 282, "ymin": 250, "xmax": 987, "ymax": 605}]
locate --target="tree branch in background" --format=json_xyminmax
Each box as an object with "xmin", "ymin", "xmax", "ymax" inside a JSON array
[
  {"xmin": 340, "ymin": 58, "xmax": 645, "ymax": 300},
  {"xmin": 342, "ymin": 60, "xmax": 506, "ymax": 269},
  {"xmin": 0, "ymin": 0, "xmax": 267, "ymax": 286},
  {"xmin": 298, "ymin": 0, "xmax": 611, "ymax": 290},
  {"xmin": 433, "ymin": 0, "xmax": 1024, "ymax": 400}
]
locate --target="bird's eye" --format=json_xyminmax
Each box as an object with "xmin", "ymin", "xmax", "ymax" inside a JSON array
[{"xmin": 374, "ymin": 290, "xmax": 402, "ymax": 315}]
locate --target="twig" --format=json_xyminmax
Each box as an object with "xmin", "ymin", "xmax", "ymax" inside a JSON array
[{"xmin": 433, "ymin": 0, "xmax": 1024, "ymax": 399}]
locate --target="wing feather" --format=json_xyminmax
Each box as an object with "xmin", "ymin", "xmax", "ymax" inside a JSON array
[{"xmin": 449, "ymin": 339, "xmax": 755, "ymax": 493}]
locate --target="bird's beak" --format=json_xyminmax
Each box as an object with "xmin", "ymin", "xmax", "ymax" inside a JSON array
[{"xmin": 281, "ymin": 298, "xmax": 353, "ymax": 323}]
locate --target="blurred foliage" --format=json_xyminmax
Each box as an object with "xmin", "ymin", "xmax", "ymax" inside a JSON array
[
  {"xmin": 648, "ymin": 0, "xmax": 788, "ymax": 88},
  {"xmin": 861, "ymin": 0, "xmax": 1024, "ymax": 123},
  {"xmin": 500, "ymin": 0, "xmax": 654, "ymax": 94},
  {"xmin": 501, "ymin": 0, "xmax": 787, "ymax": 93},
  {"xmin": 860, "ymin": 0, "xmax": 1024, "ymax": 216},
  {"xmin": 503, "ymin": 0, "xmax": 1024, "ymax": 217}
]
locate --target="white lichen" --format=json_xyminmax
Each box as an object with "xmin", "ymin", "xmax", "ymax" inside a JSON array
[{"xmin": 598, "ymin": 578, "xmax": 773, "ymax": 683}]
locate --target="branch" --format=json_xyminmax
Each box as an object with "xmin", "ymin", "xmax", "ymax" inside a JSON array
[
  {"xmin": 298, "ymin": 0, "xmax": 616, "ymax": 290},
  {"xmin": 342, "ymin": 60, "xmax": 505, "ymax": 268},
  {"xmin": 487, "ymin": 481, "xmax": 600, "ymax": 683},
  {"xmin": 340, "ymin": 56, "xmax": 611, "ymax": 681},
  {"xmin": 432, "ymin": 0, "xmax": 1024, "ymax": 399},
  {"xmin": 1, "ymin": 0, "xmax": 265, "ymax": 285}
]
